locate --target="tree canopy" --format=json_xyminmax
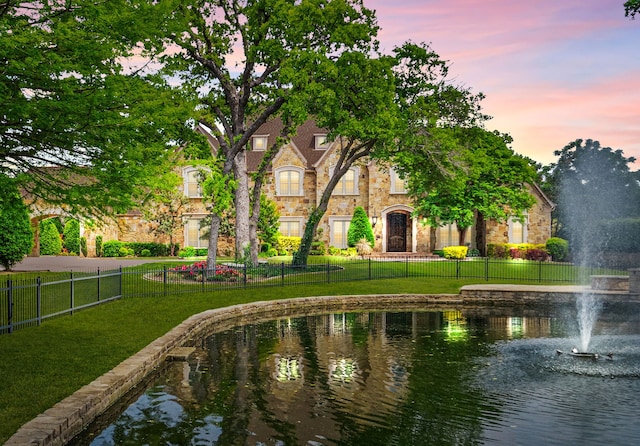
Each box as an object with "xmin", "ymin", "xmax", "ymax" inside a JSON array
[
  {"xmin": 625, "ymin": 0, "xmax": 640, "ymax": 18},
  {"xmin": 1, "ymin": 0, "xmax": 191, "ymax": 216},
  {"xmin": 539, "ymin": 138, "xmax": 640, "ymax": 260},
  {"xmin": 402, "ymin": 127, "xmax": 537, "ymax": 247}
]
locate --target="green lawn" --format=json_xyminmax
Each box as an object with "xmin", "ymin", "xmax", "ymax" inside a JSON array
[{"xmin": 0, "ymin": 258, "xmax": 600, "ymax": 443}]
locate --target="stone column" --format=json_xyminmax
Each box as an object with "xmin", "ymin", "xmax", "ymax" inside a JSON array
[{"xmin": 630, "ymin": 269, "xmax": 640, "ymax": 294}]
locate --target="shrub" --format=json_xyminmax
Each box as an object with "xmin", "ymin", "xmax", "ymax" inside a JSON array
[
  {"xmin": 524, "ymin": 248, "xmax": 549, "ymax": 261},
  {"xmin": 276, "ymin": 236, "xmax": 301, "ymax": 255},
  {"xmin": 102, "ymin": 240, "xmax": 125, "ymax": 257},
  {"xmin": 63, "ymin": 219, "xmax": 81, "ymax": 255},
  {"xmin": 140, "ymin": 249, "xmax": 151, "ymax": 257},
  {"xmin": 95, "ymin": 235, "xmax": 103, "ymax": 257},
  {"xmin": 328, "ymin": 246, "xmax": 342, "ymax": 256},
  {"xmin": 0, "ymin": 177, "xmax": 33, "ymax": 270},
  {"xmin": 39, "ymin": 219, "xmax": 63, "ymax": 255},
  {"xmin": 178, "ymin": 246, "xmax": 197, "ymax": 258},
  {"xmin": 310, "ymin": 241, "xmax": 327, "ymax": 256},
  {"xmin": 487, "ymin": 243, "xmax": 509, "ymax": 259},
  {"xmin": 347, "ymin": 206, "xmax": 374, "ymax": 248},
  {"xmin": 443, "ymin": 245, "xmax": 468, "ymax": 259},
  {"xmin": 546, "ymin": 237, "xmax": 569, "ymax": 262},
  {"xmin": 340, "ymin": 247, "xmax": 358, "ymax": 257},
  {"xmin": 195, "ymin": 247, "xmax": 208, "ymax": 257},
  {"xmin": 355, "ymin": 238, "xmax": 373, "ymax": 257},
  {"xmin": 80, "ymin": 237, "xmax": 88, "ymax": 257}
]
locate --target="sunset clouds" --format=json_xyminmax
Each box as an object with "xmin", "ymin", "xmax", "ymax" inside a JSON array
[{"xmin": 367, "ymin": 0, "xmax": 640, "ymax": 167}]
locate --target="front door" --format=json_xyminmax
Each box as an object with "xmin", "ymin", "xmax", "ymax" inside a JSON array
[{"xmin": 387, "ymin": 212, "xmax": 407, "ymax": 252}]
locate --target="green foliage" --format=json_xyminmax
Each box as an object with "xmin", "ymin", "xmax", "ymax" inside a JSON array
[
  {"xmin": 95, "ymin": 235, "xmax": 103, "ymax": 257},
  {"xmin": 257, "ymin": 195, "xmax": 280, "ymax": 248},
  {"xmin": 102, "ymin": 241, "xmax": 125, "ymax": 258},
  {"xmin": 310, "ymin": 241, "xmax": 327, "ymax": 256},
  {"xmin": 39, "ymin": 219, "xmax": 63, "ymax": 256},
  {"xmin": 443, "ymin": 246, "xmax": 468, "ymax": 259},
  {"xmin": 179, "ymin": 247, "xmax": 197, "ymax": 258},
  {"xmin": 625, "ymin": 0, "xmax": 640, "ymax": 18},
  {"xmin": 546, "ymin": 238, "xmax": 569, "ymax": 262},
  {"xmin": 347, "ymin": 207, "xmax": 374, "ymax": 248},
  {"xmin": 140, "ymin": 249, "xmax": 151, "ymax": 257},
  {"xmin": 63, "ymin": 219, "xmax": 81, "ymax": 255},
  {"xmin": 0, "ymin": 176, "xmax": 33, "ymax": 270},
  {"xmin": 487, "ymin": 243, "xmax": 551, "ymax": 261},
  {"xmin": 1, "ymin": 1, "xmax": 193, "ymax": 217},
  {"xmin": 595, "ymin": 219, "xmax": 640, "ymax": 253},
  {"xmin": 80, "ymin": 237, "xmax": 88, "ymax": 257},
  {"xmin": 276, "ymin": 237, "xmax": 302, "ymax": 256},
  {"xmin": 408, "ymin": 128, "xmax": 537, "ymax": 240}
]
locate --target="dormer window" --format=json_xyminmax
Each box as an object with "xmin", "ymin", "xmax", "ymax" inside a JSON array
[
  {"xmin": 252, "ymin": 135, "xmax": 268, "ymax": 151},
  {"xmin": 314, "ymin": 134, "xmax": 329, "ymax": 149}
]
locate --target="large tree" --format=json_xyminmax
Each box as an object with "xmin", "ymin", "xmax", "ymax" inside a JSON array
[
  {"xmin": 540, "ymin": 138, "xmax": 640, "ymax": 261},
  {"xmin": 404, "ymin": 128, "xmax": 537, "ymax": 253},
  {"xmin": 149, "ymin": 0, "xmax": 379, "ymax": 266},
  {"xmin": 292, "ymin": 42, "xmax": 487, "ymax": 265},
  {"xmin": 1, "ymin": 1, "xmax": 191, "ymax": 217}
]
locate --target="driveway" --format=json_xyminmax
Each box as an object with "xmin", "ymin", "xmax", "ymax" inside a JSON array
[{"xmin": 2, "ymin": 256, "xmax": 174, "ymax": 272}]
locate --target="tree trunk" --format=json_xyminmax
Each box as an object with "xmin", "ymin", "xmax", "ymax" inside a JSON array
[
  {"xmin": 475, "ymin": 212, "xmax": 487, "ymax": 256},
  {"xmin": 233, "ymin": 150, "xmax": 251, "ymax": 263},
  {"xmin": 457, "ymin": 224, "xmax": 468, "ymax": 246},
  {"xmin": 249, "ymin": 185, "xmax": 262, "ymax": 266},
  {"xmin": 206, "ymin": 214, "xmax": 221, "ymax": 271},
  {"xmin": 293, "ymin": 207, "xmax": 325, "ymax": 267}
]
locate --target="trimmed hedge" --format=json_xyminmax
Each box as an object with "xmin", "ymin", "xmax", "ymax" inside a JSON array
[
  {"xmin": 103, "ymin": 241, "xmax": 178, "ymax": 257},
  {"xmin": 487, "ymin": 243, "xmax": 549, "ymax": 260},
  {"xmin": 443, "ymin": 245, "xmax": 468, "ymax": 259},
  {"xmin": 276, "ymin": 236, "xmax": 301, "ymax": 256},
  {"xmin": 39, "ymin": 219, "xmax": 63, "ymax": 256},
  {"xmin": 546, "ymin": 237, "xmax": 569, "ymax": 261},
  {"xmin": 63, "ymin": 219, "xmax": 80, "ymax": 255}
]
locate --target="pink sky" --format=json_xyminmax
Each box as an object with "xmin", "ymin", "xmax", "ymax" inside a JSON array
[{"xmin": 367, "ymin": 0, "xmax": 640, "ymax": 169}]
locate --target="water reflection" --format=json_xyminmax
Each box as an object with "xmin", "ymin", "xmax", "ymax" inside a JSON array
[{"xmin": 79, "ymin": 305, "xmax": 640, "ymax": 446}]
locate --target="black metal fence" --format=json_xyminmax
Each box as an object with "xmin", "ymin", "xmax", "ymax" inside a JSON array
[{"xmin": 1, "ymin": 257, "xmax": 629, "ymax": 334}]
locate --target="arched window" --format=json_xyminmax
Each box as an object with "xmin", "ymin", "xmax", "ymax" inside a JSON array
[
  {"xmin": 275, "ymin": 166, "xmax": 304, "ymax": 196},
  {"xmin": 390, "ymin": 168, "xmax": 407, "ymax": 194},
  {"xmin": 509, "ymin": 215, "xmax": 528, "ymax": 244},
  {"xmin": 183, "ymin": 167, "xmax": 206, "ymax": 198}
]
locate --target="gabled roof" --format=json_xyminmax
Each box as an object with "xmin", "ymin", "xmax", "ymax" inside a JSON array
[{"xmin": 197, "ymin": 118, "xmax": 330, "ymax": 172}]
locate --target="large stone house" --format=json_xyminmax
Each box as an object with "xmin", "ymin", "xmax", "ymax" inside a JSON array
[
  {"xmin": 27, "ymin": 119, "xmax": 553, "ymax": 257},
  {"xmin": 170, "ymin": 119, "xmax": 553, "ymax": 256}
]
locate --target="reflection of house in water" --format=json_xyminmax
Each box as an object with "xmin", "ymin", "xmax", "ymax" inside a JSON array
[{"xmin": 159, "ymin": 310, "xmax": 554, "ymax": 443}]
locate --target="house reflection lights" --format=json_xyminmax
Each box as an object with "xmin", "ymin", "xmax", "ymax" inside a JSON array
[
  {"xmin": 329, "ymin": 358, "xmax": 359, "ymax": 383},
  {"xmin": 443, "ymin": 310, "xmax": 469, "ymax": 342},
  {"xmin": 274, "ymin": 355, "xmax": 303, "ymax": 382}
]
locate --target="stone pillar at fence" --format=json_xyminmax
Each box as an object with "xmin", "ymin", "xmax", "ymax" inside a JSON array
[{"xmin": 630, "ymin": 269, "xmax": 640, "ymax": 294}]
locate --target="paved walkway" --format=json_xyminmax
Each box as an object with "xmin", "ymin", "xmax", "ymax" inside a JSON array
[{"xmin": 2, "ymin": 256, "xmax": 174, "ymax": 272}]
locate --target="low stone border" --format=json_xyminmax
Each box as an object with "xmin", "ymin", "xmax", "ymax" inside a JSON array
[{"xmin": 8, "ymin": 288, "xmax": 640, "ymax": 445}]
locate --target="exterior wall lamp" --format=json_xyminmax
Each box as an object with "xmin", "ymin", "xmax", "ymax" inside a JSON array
[{"xmin": 371, "ymin": 215, "xmax": 378, "ymax": 227}]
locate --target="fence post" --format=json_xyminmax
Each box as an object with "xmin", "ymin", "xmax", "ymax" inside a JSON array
[
  {"xmin": 538, "ymin": 261, "xmax": 543, "ymax": 283},
  {"xmin": 327, "ymin": 261, "xmax": 330, "ymax": 283},
  {"xmin": 97, "ymin": 268, "xmax": 101, "ymax": 302},
  {"xmin": 37, "ymin": 277, "xmax": 42, "ymax": 326},
  {"xmin": 243, "ymin": 263, "xmax": 247, "ymax": 287},
  {"xmin": 201, "ymin": 265, "xmax": 205, "ymax": 291},
  {"xmin": 163, "ymin": 266, "xmax": 167, "ymax": 296},
  {"xmin": 456, "ymin": 259, "xmax": 460, "ymax": 279},
  {"xmin": 406, "ymin": 256, "xmax": 409, "ymax": 278},
  {"xmin": 281, "ymin": 262, "xmax": 285, "ymax": 286},
  {"xmin": 7, "ymin": 279, "xmax": 13, "ymax": 334},
  {"xmin": 70, "ymin": 271, "xmax": 75, "ymax": 315},
  {"xmin": 485, "ymin": 257, "xmax": 489, "ymax": 281},
  {"xmin": 368, "ymin": 257, "xmax": 372, "ymax": 281}
]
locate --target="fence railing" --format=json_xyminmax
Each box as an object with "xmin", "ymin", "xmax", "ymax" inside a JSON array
[{"xmin": 1, "ymin": 257, "xmax": 629, "ymax": 334}]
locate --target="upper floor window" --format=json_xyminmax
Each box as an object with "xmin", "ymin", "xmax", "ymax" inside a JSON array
[
  {"xmin": 183, "ymin": 167, "xmax": 203, "ymax": 198},
  {"xmin": 390, "ymin": 168, "xmax": 407, "ymax": 194},
  {"xmin": 332, "ymin": 166, "xmax": 359, "ymax": 195},
  {"xmin": 252, "ymin": 135, "xmax": 269, "ymax": 151},
  {"xmin": 314, "ymin": 134, "xmax": 329, "ymax": 149},
  {"xmin": 275, "ymin": 166, "xmax": 304, "ymax": 196}
]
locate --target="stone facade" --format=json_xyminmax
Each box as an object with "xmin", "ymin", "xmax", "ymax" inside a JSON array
[{"xmin": 25, "ymin": 119, "xmax": 554, "ymax": 257}]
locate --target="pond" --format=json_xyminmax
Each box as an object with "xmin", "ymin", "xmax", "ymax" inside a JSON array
[{"xmin": 73, "ymin": 302, "xmax": 640, "ymax": 446}]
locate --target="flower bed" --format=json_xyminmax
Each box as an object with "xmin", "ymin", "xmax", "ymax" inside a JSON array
[{"xmin": 170, "ymin": 261, "xmax": 242, "ymax": 282}]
